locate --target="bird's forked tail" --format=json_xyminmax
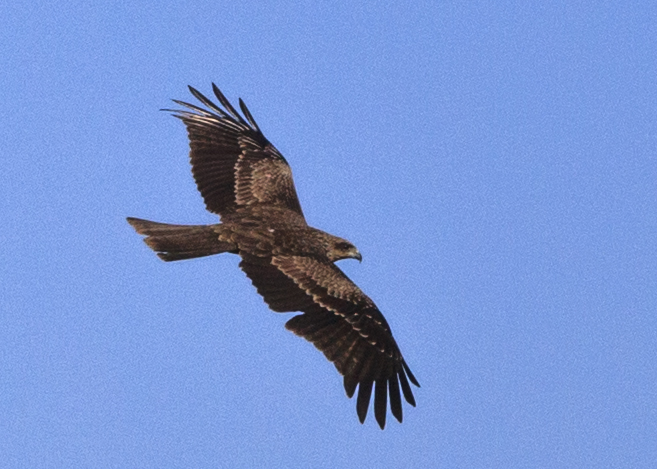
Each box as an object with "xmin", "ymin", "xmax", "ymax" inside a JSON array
[{"xmin": 126, "ymin": 217, "xmax": 236, "ymax": 261}]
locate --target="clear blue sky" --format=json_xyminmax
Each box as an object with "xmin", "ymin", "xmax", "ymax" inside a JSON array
[{"xmin": 2, "ymin": 1, "xmax": 656, "ymax": 467}]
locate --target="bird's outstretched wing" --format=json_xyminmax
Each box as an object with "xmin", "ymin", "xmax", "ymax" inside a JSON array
[
  {"xmin": 238, "ymin": 254, "xmax": 419, "ymax": 429},
  {"xmin": 166, "ymin": 84, "xmax": 305, "ymax": 219}
]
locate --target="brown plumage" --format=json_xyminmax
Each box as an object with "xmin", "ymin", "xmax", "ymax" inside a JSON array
[{"xmin": 127, "ymin": 84, "xmax": 419, "ymax": 429}]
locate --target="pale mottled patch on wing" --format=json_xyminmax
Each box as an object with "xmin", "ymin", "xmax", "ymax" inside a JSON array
[
  {"xmin": 238, "ymin": 254, "xmax": 321, "ymax": 313},
  {"xmin": 235, "ymin": 137, "xmax": 302, "ymax": 212},
  {"xmin": 272, "ymin": 256, "xmax": 391, "ymax": 353}
]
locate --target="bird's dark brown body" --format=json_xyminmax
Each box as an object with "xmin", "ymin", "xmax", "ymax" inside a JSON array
[{"xmin": 127, "ymin": 84, "xmax": 419, "ymax": 429}]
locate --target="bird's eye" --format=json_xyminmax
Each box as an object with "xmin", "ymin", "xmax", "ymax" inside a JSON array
[{"xmin": 336, "ymin": 242, "xmax": 352, "ymax": 251}]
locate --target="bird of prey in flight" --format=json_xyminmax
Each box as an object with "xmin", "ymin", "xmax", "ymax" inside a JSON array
[{"xmin": 127, "ymin": 84, "xmax": 419, "ymax": 429}]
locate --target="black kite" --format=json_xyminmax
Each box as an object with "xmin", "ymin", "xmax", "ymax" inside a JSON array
[{"xmin": 127, "ymin": 84, "xmax": 419, "ymax": 429}]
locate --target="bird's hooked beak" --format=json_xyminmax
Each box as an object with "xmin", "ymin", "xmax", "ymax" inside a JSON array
[{"xmin": 352, "ymin": 250, "xmax": 362, "ymax": 263}]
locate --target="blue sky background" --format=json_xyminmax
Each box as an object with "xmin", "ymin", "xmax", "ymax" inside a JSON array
[{"xmin": 2, "ymin": 1, "xmax": 656, "ymax": 467}]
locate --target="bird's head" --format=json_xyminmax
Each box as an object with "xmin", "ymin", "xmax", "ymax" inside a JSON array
[{"xmin": 327, "ymin": 237, "xmax": 362, "ymax": 263}]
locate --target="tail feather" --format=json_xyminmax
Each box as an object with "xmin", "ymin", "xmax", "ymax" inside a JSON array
[{"xmin": 126, "ymin": 217, "xmax": 236, "ymax": 261}]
